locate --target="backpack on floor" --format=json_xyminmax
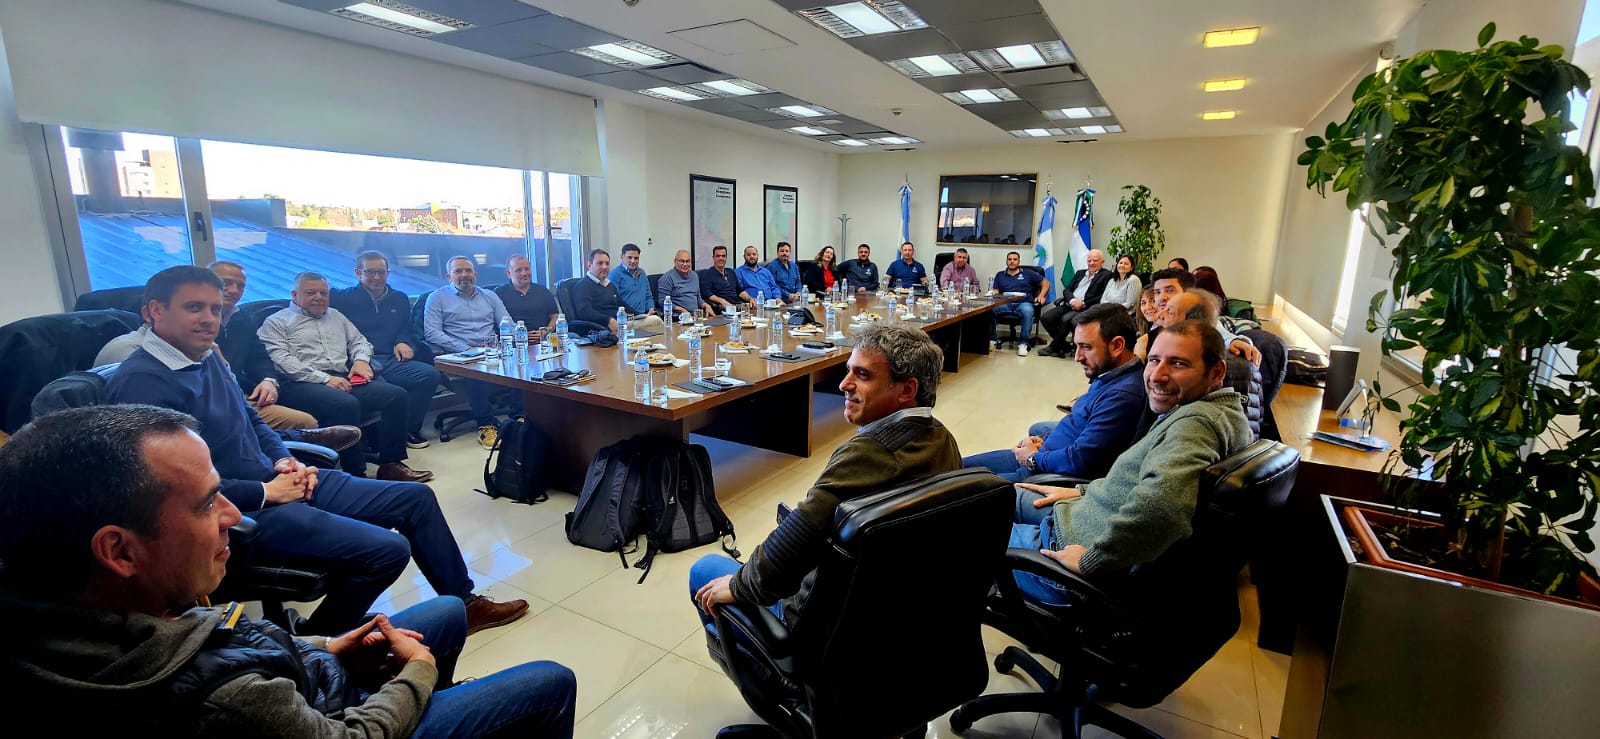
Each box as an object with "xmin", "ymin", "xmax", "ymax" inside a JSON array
[
  {"xmin": 565, "ymin": 438, "xmax": 650, "ymax": 560},
  {"xmin": 633, "ymin": 441, "xmax": 740, "ymax": 583},
  {"xmin": 478, "ymin": 417, "xmax": 551, "ymax": 504}
]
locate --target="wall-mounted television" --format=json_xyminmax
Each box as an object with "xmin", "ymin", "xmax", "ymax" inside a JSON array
[{"xmin": 935, "ymin": 173, "xmax": 1038, "ymax": 246}]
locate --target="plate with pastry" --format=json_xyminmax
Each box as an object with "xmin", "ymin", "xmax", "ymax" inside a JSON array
[{"xmin": 647, "ymin": 352, "xmax": 678, "ymax": 366}]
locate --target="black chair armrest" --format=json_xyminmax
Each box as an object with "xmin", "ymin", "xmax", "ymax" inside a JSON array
[
  {"xmin": 714, "ymin": 601, "xmax": 794, "ymax": 663},
  {"xmin": 284, "ymin": 440, "xmax": 338, "ymax": 468},
  {"xmin": 229, "ymin": 515, "xmax": 260, "ymax": 544},
  {"xmin": 1022, "ymin": 474, "xmax": 1092, "ymax": 487},
  {"xmin": 1001, "ymin": 548, "xmax": 1119, "ymax": 606}
]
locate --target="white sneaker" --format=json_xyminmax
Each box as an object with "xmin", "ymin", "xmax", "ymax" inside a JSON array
[
  {"xmin": 1017, "ymin": 344, "xmax": 1030, "ymax": 356},
  {"xmin": 991, "ymin": 339, "xmax": 1001, "ymax": 350}
]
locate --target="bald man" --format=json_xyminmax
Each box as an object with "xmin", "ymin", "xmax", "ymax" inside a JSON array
[
  {"xmin": 659, "ymin": 249, "xmax": 710, "ymax": 317},
  {"xmin": 1039, "ymin": 249, "xmax": 1114, "ymax": 358}
]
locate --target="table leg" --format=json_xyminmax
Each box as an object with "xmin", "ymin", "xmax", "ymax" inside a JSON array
[{"xmin": 522, "ymin": 390, "xmax": 688, "ymax": 494}]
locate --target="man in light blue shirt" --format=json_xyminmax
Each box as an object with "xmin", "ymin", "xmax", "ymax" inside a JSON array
[
  {"xmin": 423, "ymin": 255, "xmax": 520, "ymax": 448},
  {"xmin": 610, "ymin": 243, "xmax": 660, "ymax": 321},
  {"xmin": 766, "ymin": 241, "xmax": 802, "ymax": 304},
  {"xmin": 736, "ymin": 245, "xmax": 783, "ymax": 306}
]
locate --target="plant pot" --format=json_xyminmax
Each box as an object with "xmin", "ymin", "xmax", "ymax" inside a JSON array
[
  {"xmin": 1341, "ymin": 504, "xmax": 1600, "ymax": 612},
  {"xmin": 1281, "ymin": 496, "xmax": 1600, "ymax": 739}
]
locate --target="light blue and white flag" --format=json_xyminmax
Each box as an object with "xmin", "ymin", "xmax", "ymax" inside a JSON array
[
  {"xmin": 1068, "ymin": 187, "xmax": 1095, "ymax": 280},
  {"xmin": 898, "ymin": 183, "xmax": 912, "ymax": 244},
  {"xmin": 1034, "ymin": 192, "xmax": 1059, "ymax": 302}
]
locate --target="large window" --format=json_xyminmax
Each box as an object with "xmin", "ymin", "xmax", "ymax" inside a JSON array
[{"xmin": 51, "ymin": 127, "xmax": 588, "ymax": 302}]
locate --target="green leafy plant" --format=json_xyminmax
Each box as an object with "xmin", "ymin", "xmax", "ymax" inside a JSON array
[
  {"xmin": 1107, "ymin": 184, "xmax": 1165, "ymax": 274},
  {"xmin": 1300, "ymin": 23, "xmax": 1600, "ymax": 595}
]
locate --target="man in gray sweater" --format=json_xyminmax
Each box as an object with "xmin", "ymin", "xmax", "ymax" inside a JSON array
[
  {"xmin": 1009, "ymin": 320, "xmax": 1252, "ymax": 603},
  {"xmin": 0, "ymin": 404, "xmax": 575, "ymax": 736}
]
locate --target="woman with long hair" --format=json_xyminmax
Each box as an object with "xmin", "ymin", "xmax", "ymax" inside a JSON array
[
  {"xmin": 1192, "ymin": 265, "xmax": 1227, "ymax": 303},
  {"xmin": 1100, "ymin": 254, "xmax": 1143, "ymax": 314},
  {"xmin": 802, "ymin": 245, "xmax": 838, "ymax": 294},
  {"xmin": 1132, "ymin": 287, "xmax": 1161, "ymax": 359}
]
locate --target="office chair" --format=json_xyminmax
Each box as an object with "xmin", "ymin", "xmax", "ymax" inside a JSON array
[
  {"xmin": 241, "ymin": 298, "xmax": 290, "ymax": 327},
  {"xmin": 29, "ymin": 366, "xmax": 335, "ymax": 633},
  {"xmin": 553, "ymin": 277, "xmax": 608, "ymax": 335},
  {"xmin": 994, "ymin": 265, "xmax": 1045, "ymax": 349},
  {"xmin": 408, "ymin": 294, "xmax": 512, "ymax": 442},
  {"xmin": 933, "ymin": 252, "xmax": 955, "ymax": 281},
  {"xmin": 0, "ymin": 309, "xmax": 142, "ymax": 434},
  {"xmin": 949, "ymin": 440, "xmax": 1300, "ymax": 738},
  {"xmin": 72, "ymin": 286, "xmax": 145, "ymax": 313},
  {"xmin": 708, "ymin": 468, "xmax": 1014, "ymax": 739}
]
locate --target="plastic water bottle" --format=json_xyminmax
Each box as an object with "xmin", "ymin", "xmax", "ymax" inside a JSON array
[
  {"xmin": 498, "ymin": 316, "xmax": 514, "ymax": 358},
  {"xmin": 887, "ymin": 294, "xmax": 899, "ymax": 318},
  {"xmin": 962, "ymin": 278, "xmax": 971, "ymax": 298},
  {"xmin": 513, "ymin": 320, "xmax": 529, "ymax": 364},
  {"xmin": 729, "ymin": 308, "xmax": 743, "ymax": 342},
  {"xmin": 688, "ymin": 330, "xmax": 703, "ymax": 379},
  {"xmin": 633, "ymin": 349, "xmax": 650, "ymax": 401},
  {"xmin": 554, "ymin": 313, "xmax": 569, "ymax": 355},
  {"xmin": 755, "ymin": 290, "xmax": 765, "ymax": 319},
  {"xmin": 825, "ymin": 300, "xmax": 836, "ymax": 338},
  {"xmin": 663, "ymin": 295, "xmax": 673, "ymax": 322},
  {"xmin": 617, "ymin": 306, "xmax": 629, "ymax": 342},
  {"xmin": 770, "ymin": 311, "xmax": 783, "ymax": 350}
]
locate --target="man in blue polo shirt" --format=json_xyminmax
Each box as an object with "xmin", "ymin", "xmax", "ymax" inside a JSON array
[
  {"xmin": 736, "ymin": 245, "xmax": 783, "ymax": 306},
  {"xmin": 423, "ymin": 255, "xmax": 519, "ymax": 449},
  {"xmin": 885, "ymin": 241, "xmax": 928, "ymax": 289},
  {"xmin": 963, "ymin": 304, "xmax": 1146, "ymax": 481},
  {"xmin": 330, "ymin": 250, "xmax": 442, "ymax": 449},
  {"xmin": 608, "ymin": 243, "xmax": 666, "ymax": 331},
  {"xmin": 765, "ymin": 241, "xmax": 801, "ymax": 304},
  {"xmin": 990, "ymin": 250, "xmax": 1050, "ymax": 356}
]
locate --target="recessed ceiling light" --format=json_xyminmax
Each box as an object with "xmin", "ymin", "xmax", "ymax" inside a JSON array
[
  {"xmin": 641, "ymin": 86, "xmax": 704, "ymax": 101},
  {"xmin": 1203, "ymin": 78, "xmax": 1247, "ymax": 92},
  {"xmin": 834, "ymin": 139, "xmax": 870, "ymax": 147},
  {"xmin": 961, "ymin": 88, "xmax": 1001, "ymax": 104},
  {"xmin": 336, "ymin": 1, "xmax": 469, "ymax": 35},
  {"xmin": 575, "ymin": 41, "xmax": 679, "ymax": 68},
  {"xmin": 796, "ymin": 1, "xmax": 927, "ymax": 39},
  {"xmin": 1105, "ymin": 124, "xmax": 1124, "ymax": 133},
  {"xmin": 995, "ymin": 44, "xmax": 1045, "ymax": 68},
  {"xmin": 870, "ymin": 136, "xmax": 916, "ymax": 145},
  {"xmin": 970, "ymin": 41, "xmax": 1074, "ymax": 71},
  {"xmin": 789, "ymin": 126, "xmax": 828, "ymax": 135},
  {"xmin": 907, "ymin": 54, "xmax": 959, "ymax": 76},
  {"xmin": 941, "ymin": 88, "xmax": 1020, "ymax": 105},
  {"xmin": 780, "ymin": 105, "xmax": 826, "ymax": 117},
  {"xmin": 1203, "ymin": 27, "xmax": 1260, "ymax": 48},
  {"xmin": 887, "ymin": 53, "xmax": 981, "ymax": 78},
  {"xmin": 1080, "ymin": 125, "xmax": 1107, "ymax": 134},
  {"xmin": 1061, "ymin": 107, "xmax": 1093, "ymax": 119},
  {"xmin": 699, "ymin": 79, "xmax": 766, "ymax": 96},
  {"xmin": 1023, "ymin": 128, "xmax": 1051, "ymax": 137},
  {"xmin": 1202, "ymin": 110, "xmax": 1237, "ymax": 120}
]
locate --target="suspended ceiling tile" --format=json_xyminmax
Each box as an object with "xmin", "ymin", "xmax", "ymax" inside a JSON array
[
  {"xmin": 908, "ymin": 0, "xmax": 1041, "ymax": 27},
  {"xmin": 1012, "ymin": 79, "xmax": 1105, "ymax": 107},
  {"xmin": 996, "ymin": 64, "xmax": 1086, "ymax": 87},
  {"xmin": 403, "ymin": 0, "xmax": 547, "ymax": 26},
  {"xmin": 913, "ymin": 71, "xmax": 1005, "ymax": 94},
  {"xmin": 667, "ymin": 19, "xmax": 797, "ymax": 56},
  {"xmin": 740, "ymin": 92, "xmax": 811, "ymax": 109},
  {"xmin": 679, "ymin": 98, "xmax": 759, "ymax": 114},
  {"xmin": 582, "ymin": 69, "xmax": 666, "ymax": 90},
  {"xmin": 433, "ymin": 26, "xmax": 555, "ymax": 59},
  {"xmin": 719, "ymin": 108, "xmax": 791, "ymax": 123},
  {"xmin": 644, "ymin": 62, "xmax": 728, "ymax": 85},
  {"xmin": 842, "ymin": 28, "xmax": 958, "ymax": 60},
  {"xmin": 960, "ymin": 101, "xmax": 1048, "ymax": 126},
  {"xmin": 513, "ymin": 51, "xmax": 619, "ymax": 77},
  {"xmin": 494, "ymin": 14, "xmax": 619, "ymax": 49},
  {"xmin": 940, "ymin": 13, "xmax": 1061, "ymax": 50}
]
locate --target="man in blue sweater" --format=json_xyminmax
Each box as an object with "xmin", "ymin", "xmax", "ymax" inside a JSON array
[
  {"xmin": 107, "ymin": 266, "xmax": 528, "ymax": 636},
  {"xmin": 963, "ymin": 304, "xmax": 1145, "ymax": 481},
  {"xmin": 330, "ymin": 251, "xmax": 442, "ymax": 449}
]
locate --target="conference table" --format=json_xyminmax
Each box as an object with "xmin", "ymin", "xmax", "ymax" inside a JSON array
[{"xmin": 438, "ymin": 290, "xmax": 1012, "ymax": 492}]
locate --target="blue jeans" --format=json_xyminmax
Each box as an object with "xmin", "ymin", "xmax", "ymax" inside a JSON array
[
  {"xmin": 961, "ymin": 420, "xmax": 1063, "ymax": 483},
  {"xmin": 1009, "ymin": 489, "xmax": 1072, "ymax": 606},
  {"xmin": 991, "ymin": 302, "xmax": 1036, "ymax": 346},
  {"xmin": 465, "ymin": 380, "xmax": 523, "ymax": 427},
  {"xmin": 374, "ymin": 356, "xmax": 442, "ymax": 435},
  {"xmin": 688, "ymin": 555, "xmax": 784, "ymax": 638},
  {"xmin": 251, "ymin": 470, "xmax": 474, "ymax": 634},
  {"xmin": 396, "ymin": 596, "xmax": 576, "ymax": 738}
]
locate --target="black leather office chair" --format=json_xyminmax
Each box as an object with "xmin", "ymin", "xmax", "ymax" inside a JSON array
[
  {"xmin": 933, "ymin": 252, "xmax": 955, "ymax": 281},
  {"xmin": 647, "ymin": 272, "xmax": 664, "ymax": 311},
  {"xmin": 950, "ymin": 440, "xmax": 1300, "ymax": 738},
  {"xmin": 241, "ymin": 298, "xmax": 290, "ymax": 327},
  {"xmin": 72, "ymin": 286, "xmax": 144, "ymax": 313},
  {"xmin": 29, "ymin": 366, "xmax": 334, "ymax": 633},
  {"xmin": 406, "ymin": 294, "xmax": 509, "ymax": 442},
  {"xmin": 554, "ymin": 277, "xmax": 608, "ymax": 335},
  {"xmin": 708, "ymin": 469, "xmax": 1014, "ymax": 739},
  {"xmin": 0, "ymin": 309, "xmax": 142, "ymax": 434},
  {"xmin": 994, "ymin": 265, "xmax": 1045, "ymax": 349}
]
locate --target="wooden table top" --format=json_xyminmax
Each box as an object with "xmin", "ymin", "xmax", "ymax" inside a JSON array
[{"xmin": 436, "ymin": 290, "xmax": 1008, "ymax": 421}]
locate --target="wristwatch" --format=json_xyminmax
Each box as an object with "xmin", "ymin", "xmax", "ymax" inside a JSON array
[{"xmin": 1023, "ymin": 453, "xmax": 1039, "ymax": 472}]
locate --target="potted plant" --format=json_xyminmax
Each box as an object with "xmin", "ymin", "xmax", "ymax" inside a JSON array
[
  {"xmin": 1282, "ymin": 24, "xmax": 1600, "ymax": 738},
  {"xmin": 1106, "ymin": 184, "xmax": 1165, "ymax": 277}
]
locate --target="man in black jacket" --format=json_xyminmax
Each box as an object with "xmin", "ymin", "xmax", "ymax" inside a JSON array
[
  {"xmin": 330, "ymin": 251, "xmax": 443, "ymax": 449},
  {"xmin": 1038, "ymin": 249, "xmax": 1114, "ymax": 358},
  {"xmin": 569, "ymin": 248, "xmax": 623, "ymax": 332}
]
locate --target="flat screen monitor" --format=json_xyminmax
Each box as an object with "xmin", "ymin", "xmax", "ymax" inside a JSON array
[{"xmin": 936, "ymin": 174, "xmax": 1038, "ymax": 246}]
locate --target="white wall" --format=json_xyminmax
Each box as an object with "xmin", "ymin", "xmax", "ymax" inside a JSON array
[
  {"xmin": 600, "ymin": 100, "xmax": 840, "ymax": 275},
  {"xmin": 836, "ymin": 134, "xmax": 1295, "ymax": 302},
  {"xmin": 0, "ymin": 31, "xmax": 67, "ymax": 324}
]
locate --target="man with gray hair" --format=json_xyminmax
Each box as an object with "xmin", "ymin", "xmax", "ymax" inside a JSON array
[
  {"xmin": 259, "ymin": 272, "xmax": 431, "ymax": 483},
  {"xmin": 690, "ymin": 322, "xmax": 961, "ymax": 631}
]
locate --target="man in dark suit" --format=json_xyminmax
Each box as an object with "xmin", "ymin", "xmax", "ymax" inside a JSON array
[{"xmin": 1038, "ymin": 249, "xmax": 1113, "ymax": 358}]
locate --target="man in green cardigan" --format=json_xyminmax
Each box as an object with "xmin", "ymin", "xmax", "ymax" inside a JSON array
[
  {"xmin": 1011, "ymin": 320, "xmax": 1252, "ymax": 604},
  {"xmin": 690, "ymin": 323, "xmax": 961, "ymax": 631}
]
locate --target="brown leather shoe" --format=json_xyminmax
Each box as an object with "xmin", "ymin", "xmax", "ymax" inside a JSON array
[
  {"xmin": 297, "ymin": 425, "xmax": 362, "ymax": 452},
  {"xmin": 465, "ymin": 594, "xmax": 529, "ymax": 634},
  {"xmin": 375, "ymin": 461, "xmax": 433, "ymax": 483}
]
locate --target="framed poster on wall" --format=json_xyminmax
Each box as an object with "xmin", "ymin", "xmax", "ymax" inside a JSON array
[
  {"xmin": 690, "ymin": 174, "xmax": 736, "ymax": 268},
  {"xmin": 763, "ymin": 185, "xmax": 798, "ymax": 258}
]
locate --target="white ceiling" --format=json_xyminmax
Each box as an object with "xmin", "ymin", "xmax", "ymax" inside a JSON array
[{"xmin": 189, "ymin": 0, "xmax": 1425, "ymax": 152}]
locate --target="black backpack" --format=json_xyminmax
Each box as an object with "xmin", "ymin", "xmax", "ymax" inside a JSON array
[
  {"xmin": 1285, "ymin": 347, "xmax": 1329, "ymax": 387},
  {"xmin": 565, "ymin": 437, "xmax": 739, "ymax": 582},
  {"xmin": 478, "ymin": 417, "xmax": 551, "ymax": 504}
]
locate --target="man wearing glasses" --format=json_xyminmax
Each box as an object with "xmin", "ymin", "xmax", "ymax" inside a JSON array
[{"xmin": 330, "ymin": 251, "xmax": 442, "ymax": 449}]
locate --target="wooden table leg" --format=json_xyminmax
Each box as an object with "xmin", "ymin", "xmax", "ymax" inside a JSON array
[
  {"xmin": 522, "ymin": 390, "xmax": 688, "ymax": 494},
  {"xmin": 693, "ymin": 374, "xmax": 814, "ymax": 457}
]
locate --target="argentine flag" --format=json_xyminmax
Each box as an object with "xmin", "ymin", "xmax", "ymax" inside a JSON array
[
  {"xmin": 1034, "ymin": 192, "xmax": 1059, "ymax": 301},
  {"xmin": 898, "ymin": 183, "xmax": 912, "ymax": 244},
  {"xmin": 1067, "ymin": 187, "xmax": 1095, "ymax": 282}
]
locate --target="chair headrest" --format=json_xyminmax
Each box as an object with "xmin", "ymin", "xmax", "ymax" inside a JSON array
[
  {"xmin": 1202, "ymin": 439, "xmax": 1300, "ymax": 511},
  {"xmin": 834, "ymin": 468, "xmax": 1012, "ymax": 547}
]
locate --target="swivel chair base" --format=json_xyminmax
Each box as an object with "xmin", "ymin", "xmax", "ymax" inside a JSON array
[
  {"xmin": 717, "ymin": 724, "xmax": 928, "ymax": 739},
  {"xmin": 949, "ymin": 647, "xmax": 1163, "ymax": 739}
]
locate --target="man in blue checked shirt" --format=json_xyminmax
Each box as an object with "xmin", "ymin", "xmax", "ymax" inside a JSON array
[{"xmin": 423, "ymin": 256, "xmax": 521, "ymax": 449}]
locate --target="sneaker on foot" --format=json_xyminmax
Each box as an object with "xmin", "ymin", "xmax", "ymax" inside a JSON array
[
  {"xmin": 477, "ymin": 424, "xmax": 498, "ymax": 450},
  {"xmin": 406, "ymin": 432, "xmax": 430, "ymax": 449},
  {"xmin": 1017, "ymin": 343, "xmax": 1030, "ymax": 357},
  {"xmin": 465, "ymin": 593, "xmax": 529, "ymax": 634}
]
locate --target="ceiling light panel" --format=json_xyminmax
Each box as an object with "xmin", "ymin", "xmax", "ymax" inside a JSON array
[
  {"xmin": 796, "ymin": 1, "xmax": 928, "ymax": 38},
  {"xmin": 1203, "ymin": 78, "xmax": 1247, "ymax": 92},
  {"xmin": 969, "ymin": 40, "xmax": 1073, "ymax": 71},
  {"xmin": 788, "ymin": 126, "xmax": 833, "ymax": 135},
  {"xmin": 941, "ymin": 88, "xmax": 1020, "ymax": 105},
  {"xmin": 573, "ymin": 41, "xmax": 680, "ymax": 68},
  {"xmin": 1045, "ymin": 106, "xmax": 1111, "ymax": 120},
  {"xmin": 1009, "ymin": 128, "xmax": 1065, "ymax": 138},
  {"xmin": 869, "ymin": 136, "xmax": 918, "ymax": 144},
  {"xmin": 638, "ymin": 86, "xmax": 705, "ymax": 102},
  {"xmin": 770, "ymin": 104, "xmax": 838, "ymax": 118},
  {"xmin": 694, "ymin": 78, "xmax": 770, "ymax": 96},
  {"xmin": 1203, "ymin": 27, "xmax": 1260, "ymax": 48},
  {"xmin": 334, "ymin": 1, "xmax": 471, "ymax": 36},
  {"xmin": 887, "ymin": 53, "xmax": 982, "ymax": 78},
  {"xmin": 1202, "ymin": 110, "xmax": 1237, "ymax": 120},
  {"xmin": 833, "ymin": 138, "xmax": 871, "ymax": 147}
]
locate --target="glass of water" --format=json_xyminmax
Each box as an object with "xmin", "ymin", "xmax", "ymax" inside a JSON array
[{"xmin": 713, "ymin": 345, "xmax": 732, "ymax": 377}]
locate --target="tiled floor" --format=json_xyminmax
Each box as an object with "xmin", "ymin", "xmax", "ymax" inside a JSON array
[{"xmin": 298, "ymin": 347, "xmax": 1291, "ymax": 738}]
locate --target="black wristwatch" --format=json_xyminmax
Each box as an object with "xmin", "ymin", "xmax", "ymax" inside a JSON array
[{"xmin": 1023, "ymin": 454, "xmax": 1038, "ymax": 472}]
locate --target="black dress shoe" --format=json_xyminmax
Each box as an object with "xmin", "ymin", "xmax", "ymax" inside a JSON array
[
  {"xmin": 1036, "ymin": 346, "xmax": 1064, "ymax": 358},
  {"xmin": 297, "ymin": 425, "xmax": 362, "ymax": 452}
]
